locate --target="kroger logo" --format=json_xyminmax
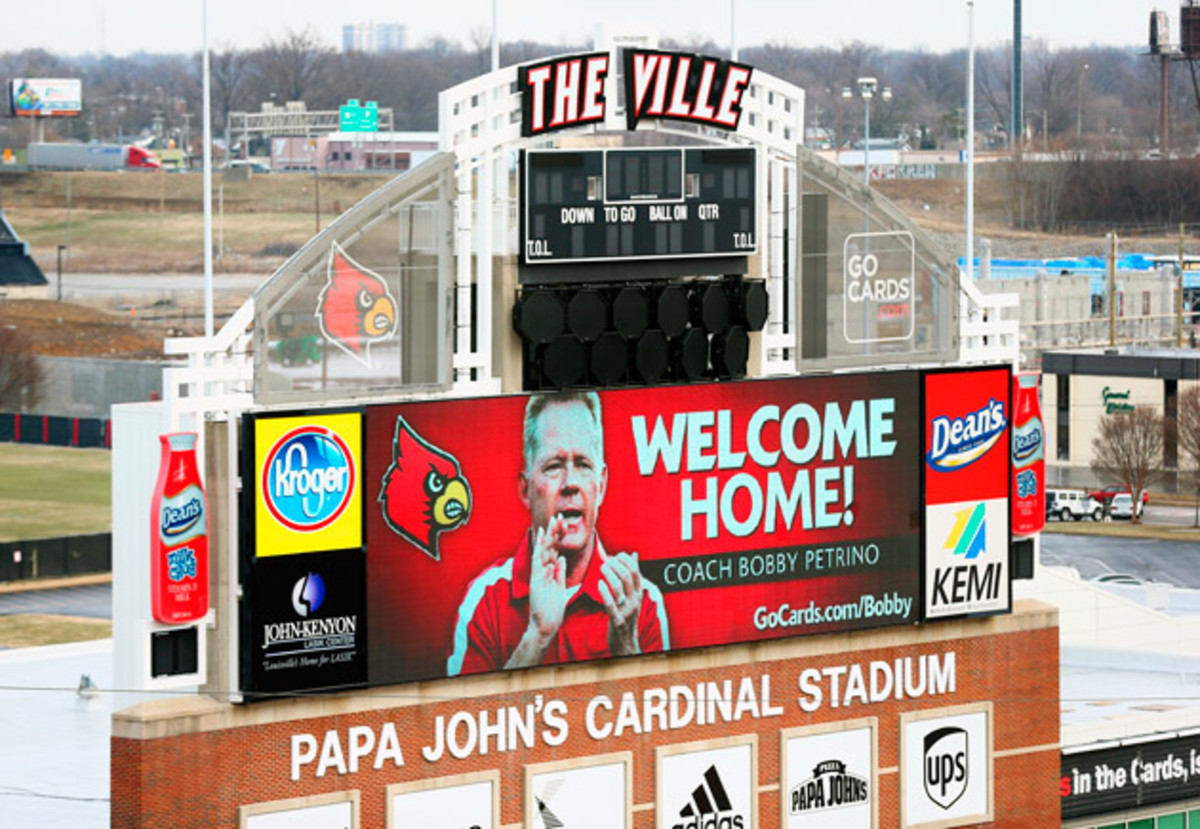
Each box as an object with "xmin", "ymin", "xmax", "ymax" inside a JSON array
[
  {"xmin": 263, "ymin": 427, "xmax": 355, "ymax": 532},
  {"xmin": 927, "ymin": 399, "xmax": 1007, "ymax": 472}
]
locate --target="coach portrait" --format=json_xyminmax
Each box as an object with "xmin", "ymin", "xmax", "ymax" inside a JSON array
[{"xmin": 447, "ymin": 391, "xmax": 669, "ymax": 675}]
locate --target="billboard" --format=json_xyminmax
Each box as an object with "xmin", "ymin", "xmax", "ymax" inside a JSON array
[
  {"xmin": 922, "ymin": 367, "xmax": 1012, "ymax": 620},
  {"xmin": 363, "ymin": 372, "xmax": 921, "ymax": 687},
  {"xmin": 8, "ymin": 78, "xmax": 82, "ymax": 117},
  {"xmin": 1061, "ymin": 733, "xmax": 1200, "ymax": 820}
]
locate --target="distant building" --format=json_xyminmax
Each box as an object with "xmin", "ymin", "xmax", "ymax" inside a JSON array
[{"xmin": 342, "ymin": 21, "xmax": 407, "ymax": 54}]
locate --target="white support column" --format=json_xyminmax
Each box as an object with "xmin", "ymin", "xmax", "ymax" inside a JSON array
[
  {"xmin": 478, "ymin": 148, "xmax": 495, "ymax": 382},
  {"xmin": 761, "ymin": 156, "xmax": 785, "ymax": 376},
  {"xmin": 454, "ymin": 162, "xmax": 475, "ymax": 385}
]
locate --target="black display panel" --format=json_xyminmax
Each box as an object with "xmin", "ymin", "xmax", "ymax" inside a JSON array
[
  {"xmin": 521, "ymin": 147, "xmax": 756, "ymax": 266},
  {"xmin": 243, "ymin": 550, "xmax": 367, "ymax": 695}
]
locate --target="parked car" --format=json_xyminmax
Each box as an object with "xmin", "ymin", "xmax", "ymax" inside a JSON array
[
  {"xmin": 1087, "ymin": 485, "xmax": 1150, "ymax": 507},
  {"xmin": 1046, "ymin": 489, "xmax": 1103, "ymax": 522},
  {"xmin": 1109, "ymin": 493, "xmax": 1143, "ymax": 520}
]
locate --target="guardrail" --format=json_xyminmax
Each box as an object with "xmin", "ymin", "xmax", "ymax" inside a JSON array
[{"xmin": 0, "ymin": 533, "xmax": 111, "ymax": 582}]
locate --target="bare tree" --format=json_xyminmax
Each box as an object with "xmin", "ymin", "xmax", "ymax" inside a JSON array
[
  {"xmin": 1177, "ymin": 386, "xmax": 1200, "ymax": 526},
  {"xmin": 248, "ymin": 28, "xmax": 334, "ymax": 105},
  {"xmin": 1090, "ymin": 408, "xmax": 1166, "ymax": 524},
  {"xmin": 0, "ymin": 329, "xmax": 43, "ymax": 413}
]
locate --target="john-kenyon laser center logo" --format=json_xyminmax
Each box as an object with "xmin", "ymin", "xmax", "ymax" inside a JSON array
[
  {"xmin": 262, "ymin": 571, "xmax": 357, "ymax": 671},
  {"xmin": 673, "ymin": 765, "xmax": 744, "ymax": 829},
  {"xmin": 789, "ymin": 758, "xmax": 869, "ymax": 815}
]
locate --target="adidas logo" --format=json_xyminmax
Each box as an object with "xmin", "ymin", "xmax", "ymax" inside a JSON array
[{"xmin": 671, "ymin": 765, "xmax": 745, "ymax": 829}]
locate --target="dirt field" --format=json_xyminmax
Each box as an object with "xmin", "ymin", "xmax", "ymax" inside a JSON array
[
  {"xmin": 0, "ymin": 299, "xmax": 175, "ymax": 359},
  {"xmin": 0, "ymin": 168, "xmax": 1190, "ymax": 360}
]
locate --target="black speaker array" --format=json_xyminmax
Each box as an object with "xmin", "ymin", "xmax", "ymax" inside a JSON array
[{"xmin": 514, "ymin": 276, "xmax": 768, "ymax": 391}]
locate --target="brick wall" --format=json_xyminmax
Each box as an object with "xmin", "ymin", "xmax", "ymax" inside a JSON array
[{"xmin": 112, "ymin": 603, "xmax": 1060, "ymax": 828}]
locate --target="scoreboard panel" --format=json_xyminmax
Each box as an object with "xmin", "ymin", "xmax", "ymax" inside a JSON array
[{"xmin": 521, "ymin": 147, "xmax": 756, "ymax": 267}]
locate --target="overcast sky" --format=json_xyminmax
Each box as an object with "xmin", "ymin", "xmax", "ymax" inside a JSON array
[{"xmin": 1, "ymin": 0, "xmax": 1160, "ymax": 57}]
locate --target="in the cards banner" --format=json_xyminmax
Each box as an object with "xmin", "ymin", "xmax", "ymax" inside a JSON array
[
  {"xmin": 365, "ymin": 372, "xmax": 921, "ymax": 686},
  {"xmin": 923, "ymin": 368, "xmax": 1012, "ymax": 620}
]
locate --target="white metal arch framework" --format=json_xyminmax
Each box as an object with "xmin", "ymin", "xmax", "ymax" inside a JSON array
[{"xmin": 437, "ymin": 48, "xmax": 807, "ymax": 392}]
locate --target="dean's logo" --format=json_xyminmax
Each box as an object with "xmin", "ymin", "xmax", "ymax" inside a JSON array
[
  {"xmin": 927, "ymin": 398, "xmax": 1007, "ymax": 472},
  {"xmin": 380, "ymin": 417, "xmax": 471, "ymax": 560},
  {"xmin": 789, "ymin": 759, "xmax": 869, "ymax": 814},
  {"xmin": 316, "ymin": 241, "xmax": 397, "ymax": 367},
  {"xmin": 924, "ymin": 726, "xmax": 969, "ymax": 810}
]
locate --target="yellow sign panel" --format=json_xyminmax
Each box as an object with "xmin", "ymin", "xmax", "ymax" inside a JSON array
[{"xmin": 254, "ymin": 412, "xmax": 362, "ymax": 556}]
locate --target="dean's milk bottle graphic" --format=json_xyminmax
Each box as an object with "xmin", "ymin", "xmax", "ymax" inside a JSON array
[
  {"xmin": 1011, "ymin": 372, "xmax": 1045, "ymax": 535},
  {"xmin": 150, "ymin": 433, "xmax": 209, "ymax": 624}
]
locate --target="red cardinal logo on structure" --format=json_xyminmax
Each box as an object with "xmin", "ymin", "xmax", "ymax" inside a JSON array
[
  {"xmin": 379, "ymin": 417, "xmax": 471, "ymax": 560},
  {"xmin": 316, "ymin": 241, "xmax": 398, "ymax": 367}
]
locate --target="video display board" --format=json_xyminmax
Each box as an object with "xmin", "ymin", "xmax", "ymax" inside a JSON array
[
  {"xmin": 239, "ymin": 367, "xmax": 1012, "ymax": 696},
  {"xmin": 363, "ymin": 372, "xmax": 920, "ymax": 686},
  {"xmin": 521, "ymin": 147, "xmax": 756, "ymax": 267}
]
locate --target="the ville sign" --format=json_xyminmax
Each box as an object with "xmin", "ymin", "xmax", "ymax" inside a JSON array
[{"xmin": 519, "ymin": 49, "xmax": 754, "ymax": 137}]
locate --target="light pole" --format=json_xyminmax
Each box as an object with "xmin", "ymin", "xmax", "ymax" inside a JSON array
[
  {"xmin": 1076, "ymin": 63, "xmax": 1090, "ymax": 148},
  {"xmin": 843, "ymin": 78, "xmax": 892, "ymax": 187}
]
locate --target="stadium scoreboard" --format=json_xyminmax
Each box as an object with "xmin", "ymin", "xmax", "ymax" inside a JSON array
[{"xmin": 521, "ymin": 147, "xmax": 756, "ymax": 268}]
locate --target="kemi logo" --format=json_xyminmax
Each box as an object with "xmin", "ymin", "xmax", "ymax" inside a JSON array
[
  {"xmin": 927, "ymin": 398, "xmax": 1007, "ymax": 472},
  {"xmin": 945, "ymin": 503, "xmax": 987, "ymax": 560},
  {"xmin": 673, "ymin": 765, "xmax": 744, "ymax": 829}
]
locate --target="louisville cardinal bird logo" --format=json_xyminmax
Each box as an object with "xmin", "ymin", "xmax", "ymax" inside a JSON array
[
  {"xmin": 316, "ymin": 241, "xmax": 398, "ymax": 367},
  {"xmin": 379, "ymin": 417, "xmax": 471, "ymax": 559}
]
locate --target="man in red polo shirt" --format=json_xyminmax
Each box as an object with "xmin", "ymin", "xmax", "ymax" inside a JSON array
[{"xmin": 447, "ymin": 391, "xmax": 669, "ymax": 676}]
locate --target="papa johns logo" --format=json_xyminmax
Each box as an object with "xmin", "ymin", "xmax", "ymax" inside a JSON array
[
  {"xmin": 927, "ymin": 399, "xmax": 1007, "ymax": 472},
  {"xmin": 790, "ymin": 759, "xmax": 869, "ymax": 814},
  {"xmin": 262, "ymin": 426, "xmax": 355, "ymax": 532}
]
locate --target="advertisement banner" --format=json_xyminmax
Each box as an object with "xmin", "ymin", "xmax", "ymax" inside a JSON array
[
  {"xmin": 658, "ymin": 741, "xmax": 756, "ymax": 829},
  {"xmin": 389, "ymin": 778, "xmax": 496, "ymax": 829},
  {"xmin": 1011, "ymin": 372, "xmax": 1045, "ymax": 536},
  {"xmin": 923, "ymin": 368, "xmax": 1011, "ymax": 619},
  {"xmin": 245, "ymin": 550, "xmax": 366, "ymax": 693},
  {"xmin": 783, "ymin": 724, "xmax": 874, "ymax": 828},
  {"xmin": 1061, "ymin": 734, "xmax": 1200, "ymax": 820},
  {"xmin": 901, "ymin": 708, "xmax": 992, "ymax": 827},
  {"xmin": 364, "ymin": 373, "xmax": 921, "ymax": 686},
  {"xmin": 527, "ymin": 758, "xmax": 630, "ymax": 828},
  {"xmin": 251, "ymin": 411, "xmax": 363, "ymax": 558},
  {"xmin": 149, "ymin": 432, "xmax": 209, "ymax": 625},
  {"xmin": 9, "ymin": 78, "xmax": 82, "ymax": 117}
]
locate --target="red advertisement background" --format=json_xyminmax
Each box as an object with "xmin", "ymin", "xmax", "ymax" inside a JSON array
[
  {"xmin": 924, "ymin": 367, "xmax": 1012, "ymax": 505},
  {"xmin": 365, "ymin": 372, "xmax": 921, "ymax": 685}
]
